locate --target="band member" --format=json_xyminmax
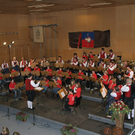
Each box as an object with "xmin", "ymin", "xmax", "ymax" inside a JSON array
[
  {"xmin": 69, "ymin": 80, "xmax": 76, "ymax": 93},
  {"xmin": 107, "ymin": 61, "xmax": 115, "ymax": 75},
  {"xmin": 0, "ymin": 67, "xmax": 6, "ymax": 87},
  {"xmin": 33, "ymin": 65, "xmax": 41, "ymax": 80},
  {"xmin": 52, "ymin": 76, "xmax": 62, "ymax": 96},
  {"xmin": 42, "ymin": 76, "xmax": 49, "ymax": 94},
  {"xmin": 108, "ymin": 49, "xmax": 115, "ymax": 60},
  {"xmin": 64, "ymin": 89, "xmax": 75, "ymax": 112},
  {"xmin": 98, "ymin": 48, "xmax": 107, "ymax": 59},
  {"xmin": 71, "ymin": 53, "xmax": 79, "ymax": 62},
  {"xmin": 80, "ymin": 57, "xmax": 87, "ymax": 67},
  {"xmin": 11, "ymin": 68, "xmax": 20, "ymax": 80},
  {"xmin": 41, "ymin": 57, "xmax": 48, "ymax": 70},
  {"xmin": 74, "ymin": 83, "xmax": 81, "ymax": 106},
  {"xmin": 25, "ymin": 74, "xmax": 40, "ymax": 109},
  {"xmin": 56, "ymin": 56, "xmax": 64, "ymax": 64},
  {"xmin": 45, "ymin": 66, "xmax": 52, "ymax": 80},
  {"xmin": 58, "ymin": 67, "xmax": 63, "ymax": 78},
  {"xmin": 99, "ymin": 59, "xmax": 106, "ymax": 69},
  {"xmin": 121, "ymin": 78, "xmax": 134, "ymax": 119},
  {"xmin": 12, "ymin": 57, "xmax": 19, "ymax": 67},
  {"xmin": 24, "ymin": 64, "xmax": 31, "ymax": 72},
  {"xmin": 9, "ymin": 79, "xmax": 22, "ymax": 100},
  {"xmin": 2, "ymin": 60, "xmax": 9, "ymax": 74},
  {"xmin": 121, "ymin": 60, "xmax": 128, "ymax": 68},
  {"xmin": 124, "ymin": 65, "xmax": 134, "ymax": 79},
  {"xmin": 14, "ymin": 62, "xmax": 20, "ymax": 71},
  {"xmin": 76, "ymin": 69, "xmax": 84, "ymax": 83},
  {"xmin": 71, "ymin": 57, "xmax": 78, "ymax": 66},
  {"xmin": 87, "ymin": 59, "xmax": 94, "ymax": 67},
  {"xmin": 66, "ymin": 68, "xmax": 72, "ymax": 85},
  {"xmin": 82, "ymin": 52, "xmax": 88, "ymax": 60},
  {"xmin": 20, "ymin": 57, "xmax": 27, "ymax": 70},
  {"xmin": 101, "ymin": 71, "xmax": 109, "ymax": 89},
  {"xmin": 112, "ymin": 59, "xmax": 117, "ymax": 69},
  {"xmin": 88, "ymin": 52, "xmax": 94, "ymax": 59},
  {"xmin": 28, "ymin": 58, "xmax": 34, "ymax": 68}
]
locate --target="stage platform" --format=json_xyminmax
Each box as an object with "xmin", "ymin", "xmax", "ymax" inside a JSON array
[{"xmin": 0, "ymin": 86, "xmax": 132, "ymax": 135}]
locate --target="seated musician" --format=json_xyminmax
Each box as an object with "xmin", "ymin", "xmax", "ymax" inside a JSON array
[
  {"xmin": 9, "ymin": 79, "xmax": 22, "ymax": 101},
  {"xmin": 71, "ymin": 57, "xmax": 78, "ymax": 66},
  {"xmin": 58, "ymin": 67, "xmax": 63, "ymax": 79},
  {"xmin": 99, "ymin": 59, "xmax": 106, "ymax": 69},
  {"xmin": 66, "ymin": 68, "xmax": 72, "ymax": 85},
  {"xmin": 76, "ymin": 69, "xmax": 84, "ymax": 83},
  {"xmin": 112, "ymin": 59, "xmax": 117, "ymax": 69},
  {"xmin": 124, "ymin": 65, "xmax": 134, "ymax": 79},
  {"xmin": 41, "ymin": 57, "xmax": 48, "ymax": 70},
  {"xmin": 28, "ymin": 58, "xmax": 34, "ymax": 68},
  {"xmin": 88, "ymin": 52, "xmax": 94, "ymax": 59},
  {"xmin": 42, "ymin": 76, "xmax": 49, "ymax": 94},
  {"xmin": 107, "ymin": 61, "xmax": 115, "ymax": 75},
  {"xmin": 52, "ymin": 76, "xmax": 62, "ymax": 97},
  {"xmin": 64, "ymin": 89, "xmax": 75, "ymax": 112},
  {"xmin": 82, "ymin": 52, "xmax": 88, "ymax": 60},
  {"xmin": 98, "ymin": 48, "xmax": 107, "ymax": 60},
  {"xmin": 33, "ymin": 65, "xmax": 41, "ymax": 80},
  {"xmin": 80, "ymin": 57, "xmax": 87, "ymax": 67},
  {"xmin": 20, "ymin": 57, "xmax": 27, "ymax": 71},
  {"xmin": 24, "ymin": 64, "xmax": 31, "ymax": 72},
  {"xmin": 14, "ymin": 62, "xmax": 20, "ymax": 71},
  {"xmin": 101, "ymin": 71, "xmax": 109, "ymax": 89},
  {"xmin": 12, "ymin": 57, "xmax": 19, "ymax": 67},
  {"xmin": 0, "ymin": 67, "xmax": 6, "ymax": 87},
  {"xmin": 121, "ymin": 60, "xmax": 128, "ymax": 68},
  {"xmin": 2, "ymin": 60, "xmax": 9, "ymax": 74},
  {"xmin": 45, "ymin": 66, "xmax": 52, "ymax": 80},
  {"xmin": 71, "ymin": 53, "xmax": 79, "ymax": 62},
  {"xmin": 87, "ymin": 59, "xmax": 94, "ymax": 67},
  {"xmin": 11, "ymin": 68, "xmax": 20, "ymax": 80},
  {"xmin": 108, "ymin": 49, "xmax": 115, "ymax": 61},
  {"xmin": 56, "ymin": 56, "xmax": 64, "ymax": 64},
  {"xmin": 121, "ymin": 78, "xmax": 134, "ymax": 120}
]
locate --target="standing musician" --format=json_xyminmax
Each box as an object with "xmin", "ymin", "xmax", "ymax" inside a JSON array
[
  {"xmin": 80, "ymin": 57, "xmax": 87, "ymax": 67},
  {"xmin": 12, "ymin": 57, "xmax": 19, "ymax": 67},
  {"xmin": 124, "ymin": 65, "xmax": 134, "ymax": 79},
  {"xmin": 69, "ymin": 80, "xmax": 76, "ymax": 93},
  {"xmin": 88, "ymin": 52, "xmax": 94, "ymax": 59},
  {"xmin": 24, "ymin": 64, "xmax": 31, "ymax": 72},
  {"xmin": 2, "ymin": 60, "xmax": 9, "ymax": 74},
  {"xmin": 99, "ymin": 59, "xmax": 106, "ymax": 69},
  {"xmin": 41, "ymin": 57, "xmax": 48, "ymax": 70},
  {"xmin": 52, "ymin": 76, "xmax": 62, "ymax": 97},
  {"xmin": 28, "ymin": 58, "xmax": 34, "ymax": 68},
  {"xmin": 87, "ymin": 59, "xmax": 94, "ymax": 67},
  {"xmin": 82, "ymin": 52, "xmax": 88, "ymax": 60},
  {"xmin": 98, "ymin": 48, "xmax": 107, "ymax": 59},
  {"xmin": 108, "ymin": 49, "xmax": 115, "ymax": 60},
  {"xmin": 64, "ymin": 89, "xmax": 75, "ymax": 112},
  {"xmin": 45, "ymin": 66, "xmax": 52, "ymax": 80},
  {"xmin": 20, "ymin": 57, "xmax": 27, "ymax": 71},
  {"xmin": 107, "ymin": 61, "xmax": 115, "ymax": 75},
  {"xmin": 71, "ymin": 57, "xmax": 78, "ymax": 66},
  {"xmin": 42, "ymin": 76, "xmax": 49, "ymax": 95},
  {"xmin": 56, "ymin": 56, "xmax": 64, "ymax": 64},
  {"xmin": 25, "ymin": 74, "xmax": 40, "ymax": 110},
  {"xmin": 71, "ymin": 53, "xmax": 79, "ymax": 62}
]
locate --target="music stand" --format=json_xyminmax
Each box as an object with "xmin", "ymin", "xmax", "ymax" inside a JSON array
[
  {"xmin": 114, "ymin": 68, "xmax": 121, "ymax": 74},
  {"xmin": 89, "ymin": 76, "xmax": 97, "ymax": 83},
  {"xmin": 11, "ymin": 71, "xmax": 19, "ymax": 78},
  {"xmin": 3, "ymin": 73, "xmax": 10, "ymax": 80},
  {"xmin": 51, "ymin": 71, "xmax": 59, "ymax": 77},
  {"xmin": 15, "ymin": 82, "xmax": 24, "ymax": 89},
  {"xmin": 80, "ymin": 66, "xmax": 88, "ymax": 71},
  {"xmin": 31, "ymin": 63, "xmax": 38, "ymax": 69},
  {"xmin": 54, "ymin": 63, "xmax": 63, "ymax": 68},
  {"xmin": 88, "ymin": 67, "xmax": 97, "ymax": 72},
  {"xmin": 41, "ymin": 71, "xmax": 49, "ymax": 76},
  {"xmin": 61, "ymin": 72, "xmax": 69, "ymax": 78},
  {"xmin": 72, "ymin": 65, "xmax": 80, "ymax": 70},
  {"xmin": 48, "ymin": 81, "xmax": 57, "ymax": 88},
  {"xmin": 97, "ymin": 67, "xmax": 104, "ymax": 72},
  {"xmin": 71, "ymin": 73, "xmax": 78, "ymax": 80},
  {"xmin": 41, "ymin": 62, "xmax": 50, "ymax": 67},
  {"xmin": 49, "ymin": 57, "xmax": 56, "ymax": 62},
  {"xmin": 81, "ymin": 75, "xmax": 90, "ymax": 81},
  {"xmin": 35, "ymin": 59, "xmax": 42, "ymax": 63},
  {"xmin": 31, "ymin": 71, "xmax": 40, "ymax": 76},
  {"xmin": 21, "ymin": 71, "xmax": 30, "ymax": 76}
]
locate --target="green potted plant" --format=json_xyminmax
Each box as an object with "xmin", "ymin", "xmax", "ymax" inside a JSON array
[
  {"xmin": 16, "ymin": 111, "xmax": 29, "ymax": 122},
  {"xmin": 108, "ymin": 100, "xmax": 130, "ymax": 129},
  {"xmin": 60, "ymin": 123, "xmax": 79, "ymax": 135}
]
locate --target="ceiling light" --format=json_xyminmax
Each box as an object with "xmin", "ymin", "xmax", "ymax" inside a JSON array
[
  {"xmin": 11, "ymin": 41, "xmax": 14, "ymax": 44},
  {"xmin": 89, "ymin": 2, "xmax": 111, "ymax": 7},
  {"xmin": 3, "ymin": 42, "xmax": 6, "ymax": 45},
  {"xmin": 29, "ymin": 9, "xmax": 49, "ymax": 12},
  {"xmin": 28, "ymin": 4, "xmax": 54, "ymax": 8}
]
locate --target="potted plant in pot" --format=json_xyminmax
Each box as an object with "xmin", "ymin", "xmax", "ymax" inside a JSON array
[
  {"xmin": 60, "ymin": 123, "xmax": 79, "ymax": 135},
  {"xmin": 108, "ymin": 100, "xmax": 130, "ymax": 129},
  {"xmin": 16, "ymin": 111, "xmax": 29, "ymax": 122}
]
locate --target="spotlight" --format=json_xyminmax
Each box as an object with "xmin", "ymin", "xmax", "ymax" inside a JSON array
[
  {"xmin": 3, "ymin": 42, "xmax": 7, "ymax": 45},
  {"xmin": 11, "ymin": 41, "xmax": 14, "ymax": 44}
]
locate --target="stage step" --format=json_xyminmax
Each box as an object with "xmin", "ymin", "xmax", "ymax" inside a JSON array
[
  {"xmin": 82, "ymin": 95, "xmax": 102, "ymax": 102},
  {"xmin": 88, "ymin": 113, "xmax": 133, "ymax": 129}
]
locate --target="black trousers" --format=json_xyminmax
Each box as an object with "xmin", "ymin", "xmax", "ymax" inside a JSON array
[
  {"xmin": 64, "ymin": 101, "xmax": 71, "ymax": 111},
  {"xmin": 26, "ymin": 90, "xmax": 35, "ymax": 102}
]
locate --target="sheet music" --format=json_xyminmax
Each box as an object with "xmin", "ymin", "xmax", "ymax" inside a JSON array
[
  {"xmin": 101, "ymin": 87, "xmax": 107, "ymax": 98},
  {"xmin": 34, "ymin": 87, "xmax": 43, "ymax": 91},
  {"xmin": 61, "ymin": 92, "xmax": 65, "ymax": 98}
]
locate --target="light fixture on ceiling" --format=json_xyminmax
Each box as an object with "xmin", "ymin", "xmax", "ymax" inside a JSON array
[
  {"xmin": 29, "ymin": 9, "xmax": 49, "ymax": 12},
  {"xmin": 28, "ymin": 4, "xmax": 54, "ymax": 8},
  {"xmin": 89, "ymin": 2, "xmax": 112, "ymax": 7},
  {"xmin": 3, "ymin": 42, "xmax": 6, "ymax": 45},
  {"xmin": 11, "ymin": 41, "xmax": 14, "ymax": 44}
]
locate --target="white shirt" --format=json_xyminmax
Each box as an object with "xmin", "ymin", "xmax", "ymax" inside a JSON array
[
  {"xmin": 56, "ymin": 60, "xmax": 64, "ymax": 64},
  {"xmin": 40, "ymin": 60, "xmax": 49, "ymax": 67},
  {"xmin": 71, "ymin": 61, "xmax": 78, "ymax": 66},
  {"xmin": 128, "ymin": 71, "xmax": 134, "ymax": 79},
  {"xmin": 12, "ymin": 60, "xmax": 19, "ymax": 67},
  {"xmin": 80, "ymin": 61, "xmax": 87, "ymax": 67},
  {"xmin": 109, "ymin": 53, "xmax": 115, "ymax": 60},
  {"xmin": 30, "ymin": 80, "xmax": 40, "ymax": 87},
  {"xmin": 2, "ymin": 63, "xmax": 9, "ymax": 69},
  {"xmin": 108, "ymin": 65, "xmax": 115, "ymax": 71},
  {"xmin": 87, "ymin": 62, "xmax": 94, "ymax": 67},
  {"xmin": 121, "ymin": 85, "xmax": 130, "ymax": 92},
  {"xmin": 20, "ymin": 61, "xmax": 28, "ymax": 68},
  {"xmin": 113, "ymin": 64, "xmax": 117, "ymax": 69},
  {"xmin": 71, "ymin": 57, "xmax": 79, "ymax": 61}
]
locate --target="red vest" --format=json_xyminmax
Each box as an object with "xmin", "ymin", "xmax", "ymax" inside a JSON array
[
  {"xmin": 108, "ymin": 66, "xmax": 114, "ymax": 75},
  {"xmin": 114, "ymin": 92, "xmax": 121, "ymax": 100},
  {"xmin": 125, "ymin": 85, "xmax": 131, "ymax": 98},
  {"xmin": 82, "ymin": 61, "xmax": 87, "ymax": 67},
  {"xmin": 25, "ymin": 79, "xmax": 34, "ymax": 90},
  {"xmin": 100, "ymin": 52, "xmax": 105, "ymax": 59}
]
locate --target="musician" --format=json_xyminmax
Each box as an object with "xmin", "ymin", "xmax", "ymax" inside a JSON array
[
  {"xmin": 74, "ymin": 83, "xmax": 81, "ymax": 106},
  {"xmin": 76, "ymin": 69, "xmax": 84, "ymax": 83},
  {"xmin": 121, "ymin": 60, "xmax": 128, "ymax": 68},
  {"xmin": 28, "ymin": 58, "xmax": 34, "ymax": 68},
  {"xmin": 25, "ymin": 73, "xmax": 40, "ymax": 110},
  {"xmin": 71, "ymin": 53, "xmax": 79, "ymax": 62},
  {"xmin": 69, "ymin": 80, "xmax": 76, "ymax": 93},
  {"xmin": 33, "ymin": 65, "xmax": 41, "ymax": 80},
  {"xmin": 24, "ymin": 64, "xmax": 31, "ymax": 72},
  {"xmin": 108, "ymin": 49, "xmax": 115, "ymax": 60},
  {"xmin": 42, "ymin": 76, "xmax": 49, "ymax": 94},
  {"xmin": 11, "ymin": 68, "xmax": 20, "ymax": 80},
  {"xmin": 124, "ymin": 65, "xmax": 134, "ymax": 79},
  {"xmin": 2, "ymin": 60, "xmax": 9, "ymax": 74},
  {"xmin": 88, "ymin": 52, "xmax": 94, "ymax": 59},
  {"xmin": 0, "ymin": 67, "xmax": 6, "ymax": 87},
  {"xmin": 58, "ymin": 67, "xmax": 63, "ymax": 78},
  {"xmin": 52, "ymin": 76, "xmax": 62, "ymax": 96},
  {"xmin": 121, "ymin": 78, "xmax": 134, "ymax": 119},
  {"xmin": 87, "ymin": 59, "xmax": 94, "ymax": 67},
  {"xmin": 101, "ymin": 71, "xmax": 109, "ymax": 89},
  {"xmin": 71, "ymin": 57, "xmax": 78, "ymax": 66},
  {"xmin": 107, "ymin": 61, "xmax": 115, "ymax": 75},
  {"xmin": 14, "ymin": 62, "xmax": 20, "ymax": 71},
  {"xmin": 64, "ymin": 89, "xmax": 75, "ymax": 112},
  {"xmin": 9, "ymin": 79, "xmax": 22, "ymax": 101},
  {"xmin": 82, "ymin": 52, "xmax": 88, "ymax": 60},
  {"xmin": 20, "ymin": 57, "xmax": 27, "ymax": 70},
  {"xmin": 12, "ymin": 57, "xmax": 19, "ymax": 67},
  {"xmin": 80, "ymin": 57, "xmax": 87, "ymax": 67},
  {"xmin": 41, "ymin": 57, "xmax": 48, "ymax": 70},
  {"xmin": 56, "ymin": 56, "xmax": 64, "ymax": 64},
  {"xmin": 112, "ymin": 59, "xmax": 117, "ymax": 69},
  {"xmin": 66, "ymin": 68, "xmax": 72, "ymax": 85},
  {"xmin": 99, "ymin": 59, "xmax": 106, "ymax": 69},
  {"xmin": 98, "ymin": 48, "xmax": 107, "ymax": 59},
  {"xmin": 45, "ymin": 66, "xmax": 52, "ymax": 80}
]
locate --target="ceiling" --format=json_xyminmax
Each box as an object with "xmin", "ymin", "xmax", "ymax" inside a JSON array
[{"xmin": 0, "ymin": 0, "xmax": 135, "ymax": 14}]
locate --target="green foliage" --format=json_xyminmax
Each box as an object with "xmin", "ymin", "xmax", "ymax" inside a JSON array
[{"xmin": 16, "ymin": 111, "xmax": 29, "ymax": 121}]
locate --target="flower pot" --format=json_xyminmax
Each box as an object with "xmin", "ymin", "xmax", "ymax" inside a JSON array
[
  {"xmin": 115, "ymin": 113, "xmax": 125, "ymax": 129},
  {"xmin": 22, "ymin": 119, "xmax": 27, "ymax": 122}
]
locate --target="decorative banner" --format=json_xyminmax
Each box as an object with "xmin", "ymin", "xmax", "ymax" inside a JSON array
[{"xmin": 33, "ymin": 26, "xmax": 44, "ymax": 43}]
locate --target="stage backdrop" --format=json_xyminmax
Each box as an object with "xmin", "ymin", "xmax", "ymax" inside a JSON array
[
  {"xmin": 33, "ymin": 26, "xmax": 44, "ymax": 43},
  {"xmin": 69, "ymin": 30, "xmax": 110, "ymax": 48}
]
